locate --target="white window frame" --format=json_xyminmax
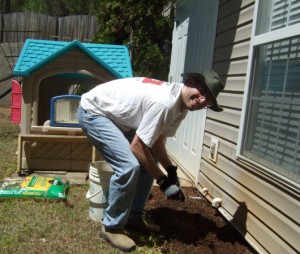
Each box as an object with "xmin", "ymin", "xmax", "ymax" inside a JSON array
[{"xmin": 236, "ymin": 0, "xmax": 300, "ymax": 189}]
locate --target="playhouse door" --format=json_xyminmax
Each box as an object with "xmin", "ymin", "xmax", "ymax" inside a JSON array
[{"xmin": 166, "ymin": 0, "xmax": 218, "ymax": 181}]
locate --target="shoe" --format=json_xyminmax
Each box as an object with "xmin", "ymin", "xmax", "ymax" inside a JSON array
[
  {"xmin": 126, "ymin": 215, "xmax": 160, "ymax": 233},
  {"xmin": 100, "ymin": 225, "xmax": 136, "ymax": 251}
]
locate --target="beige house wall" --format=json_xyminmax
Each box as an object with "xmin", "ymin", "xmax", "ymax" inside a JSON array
[{"xmin": 197, "ymin": 0, "xmax": 299, "ymax": 253}]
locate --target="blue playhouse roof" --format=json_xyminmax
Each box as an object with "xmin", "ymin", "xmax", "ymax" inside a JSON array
[{"xmin": 13, "ymin": 39, "xmax": 133, "ymax": 78}]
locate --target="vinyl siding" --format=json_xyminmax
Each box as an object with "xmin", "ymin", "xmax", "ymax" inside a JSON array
[{"xmin": 198, "ymin": 1, "xmax": 300, "ymax": 253}]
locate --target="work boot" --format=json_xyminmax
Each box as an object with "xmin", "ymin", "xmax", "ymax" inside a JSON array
[
  {"xmin": 100, "ymin": 225, "xmax": 136, "ymax": 251},
  {"xmin": 126, "ymin": 214, "xmax": 160, "ymax": 233}
]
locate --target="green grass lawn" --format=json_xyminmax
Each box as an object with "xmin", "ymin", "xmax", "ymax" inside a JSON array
[{"xmin": 0, "ymin": 107, "xmax": 162, "ymax": 254}]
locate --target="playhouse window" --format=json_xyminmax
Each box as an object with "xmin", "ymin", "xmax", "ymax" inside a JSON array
[{"xmin": 238, "ymin": 0, "xmax": 300, "ymax": 185}]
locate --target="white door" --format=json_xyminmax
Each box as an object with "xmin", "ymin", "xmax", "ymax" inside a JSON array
[
  {"xmin": 167, "ymin": 17, "xmax": 189, "ymax": 159},
  {"xmin": 166, "ymin": 0, "xmax": 218, "ymax": 182},
  {"xmin": 168, "ymin": 18, "xmax": 189, "ymax": 84}
]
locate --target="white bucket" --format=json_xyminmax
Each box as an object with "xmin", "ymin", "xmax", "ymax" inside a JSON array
[{"xmin": 86, "ymin": 161, "xmax": 114, "ymax": 222}]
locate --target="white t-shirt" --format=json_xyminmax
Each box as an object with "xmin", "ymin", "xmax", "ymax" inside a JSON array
[{"xmin": 80, "ymin": 77, "xmax": 188, "ymax": 147}]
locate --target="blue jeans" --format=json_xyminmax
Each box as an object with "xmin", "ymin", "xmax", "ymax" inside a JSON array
[{"xmin": 77, "ymin": 106, "xmax": 154, "ymax": 228}]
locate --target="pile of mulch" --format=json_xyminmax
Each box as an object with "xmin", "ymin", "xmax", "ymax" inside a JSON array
[{"xmin": 130, "ymin": 186, "xmax": 255, "ymax": 254}]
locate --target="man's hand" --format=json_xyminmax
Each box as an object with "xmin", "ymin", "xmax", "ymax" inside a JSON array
[
  {"xmin": 166, "ymin": 165, "xmax": 180, "ymax": 185},
  {"xmin": 157, "ymin": 175, "xmax": 185, "ymax": 201}
]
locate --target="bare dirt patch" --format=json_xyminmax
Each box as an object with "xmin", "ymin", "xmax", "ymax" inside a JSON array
[{"xmin": 129, "ymin": 186, "xmax": 255, "ymax": 254}]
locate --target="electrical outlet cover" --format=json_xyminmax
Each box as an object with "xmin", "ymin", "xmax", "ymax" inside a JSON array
[{"xmin": 209, "ymin": 137, "xmax": 219, "ymax": 162}]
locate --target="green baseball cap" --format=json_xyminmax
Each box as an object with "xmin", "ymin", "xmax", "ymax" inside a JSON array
[{"xmin": 181, "ymin": 70, "xmax": 225, "ymax": 112}]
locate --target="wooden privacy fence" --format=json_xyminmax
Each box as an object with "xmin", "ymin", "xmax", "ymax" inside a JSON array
[
  {"xmin": 55, "ymin": 15, "xmax": 98, "ymax": 42},
  {"xmin": 0, "ymin": 11, "xmax": 99, "ymax": 43},
  {"xmin": 0, "ymin": 12, "xmax": 99, "ymax": 106}
]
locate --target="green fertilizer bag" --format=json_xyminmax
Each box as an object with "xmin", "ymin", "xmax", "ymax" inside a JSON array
[{"xmin": 0, "ymin": 176, "xmax": 69, "ymax": 199}]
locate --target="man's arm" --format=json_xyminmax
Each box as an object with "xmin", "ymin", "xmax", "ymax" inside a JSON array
[
  {"xmin": 151, "ymin": 135, "xmax": 172, "ymax": 169},
  {"xmin": 130, "ymin": 134, "xmax": 165, "ymax": 180},
  {"xmin": 131, "ymin": 133, "xmax": 185, "ymax": 201}
]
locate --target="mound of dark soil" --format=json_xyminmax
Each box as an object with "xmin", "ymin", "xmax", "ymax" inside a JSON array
[{"xmin": 131, "ymin": 186, "xmax": 255, "ymax": 254}]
